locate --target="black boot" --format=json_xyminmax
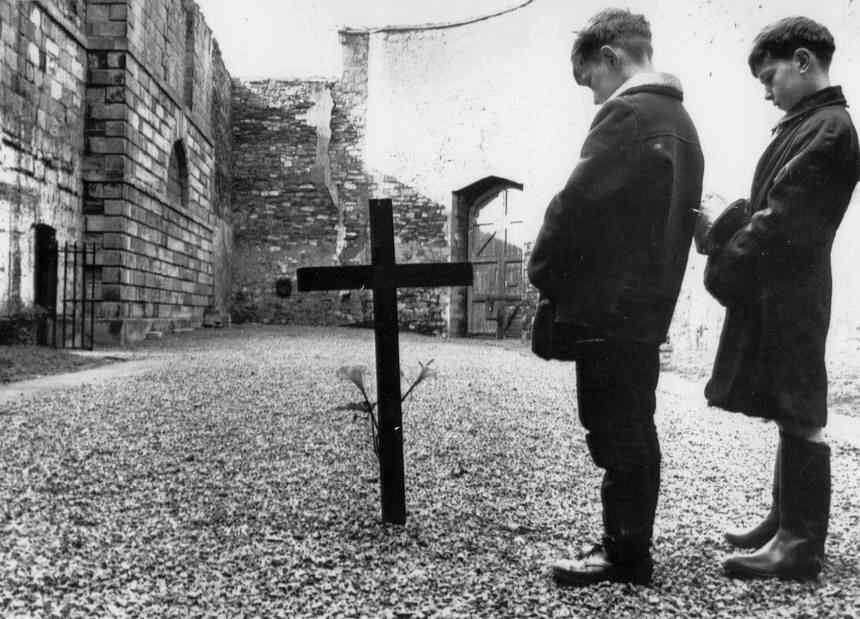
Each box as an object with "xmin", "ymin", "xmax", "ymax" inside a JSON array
[
  {"xmin": 724, "ymin": 443, "xmax": 780, "ymax": 548},
  {"xmin": 723, "ymin": 434, "xmax": 830, "ymax": 580}
]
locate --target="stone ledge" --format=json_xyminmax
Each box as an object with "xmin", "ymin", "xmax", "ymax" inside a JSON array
[
  {"xmin": 33, "ymin": 0, "xmax": 88, "ymax": 50},
  {"xmin": 93, "ymin": 315, "xmax": 201, "ymax": 346},
  {"xmin": 93, "ymin": 318, "xmax": 153, "ymax": 346}
]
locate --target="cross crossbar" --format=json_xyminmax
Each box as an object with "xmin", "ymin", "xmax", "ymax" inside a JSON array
[{"xmin": 297, "ymin": 262, "xmax": 473, "ymax": 292}]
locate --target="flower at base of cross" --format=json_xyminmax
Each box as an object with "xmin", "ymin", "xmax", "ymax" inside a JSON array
[
  {"xmin": 335, "ymin": 360, "xmax": 438, "ymax": 463},
  {"xmin": 400, "ymin": 359, "xmax": 436, "ymax": 402},
  {"xmin": 337, "ymin": 365, "xmax": 368, "ymax": 391}
]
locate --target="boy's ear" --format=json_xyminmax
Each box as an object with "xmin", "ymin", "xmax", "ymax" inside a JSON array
[
  {"xmin": 599, "ymin": 45, "xmax": 619, "ymax": 67},
  {"xmin": 794, "ymin": 47, "xmax": 812, "ymax": 73}
]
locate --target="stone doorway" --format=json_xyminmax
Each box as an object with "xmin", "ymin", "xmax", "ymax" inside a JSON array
[{"xmin": 449, "ymin": 176, "xmax": 524, "ymax": 337}]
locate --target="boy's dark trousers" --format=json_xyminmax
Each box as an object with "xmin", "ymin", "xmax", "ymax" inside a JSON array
[{"xmin": 575, "ymin": 340, "xmax": 662, "ymax": 563}]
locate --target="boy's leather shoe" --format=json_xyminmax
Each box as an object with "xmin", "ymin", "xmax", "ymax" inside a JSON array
[{"xmin": 550, "ymin": 544, "xmax": 653, "ymax": 587}]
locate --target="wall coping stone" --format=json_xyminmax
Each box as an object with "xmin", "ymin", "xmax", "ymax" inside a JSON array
[
  {"xmin": 33, "ymin": 0, "xmax": 88, "ymax": 49},
  {"xmin": 338, "ymin": 0, "xmax": 534, "ymax": 34}
]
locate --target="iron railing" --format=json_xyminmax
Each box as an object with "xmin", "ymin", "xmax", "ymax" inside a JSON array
[{"xmin": 53, "ymin": 242, "xmax": 97, "ymax": 350}]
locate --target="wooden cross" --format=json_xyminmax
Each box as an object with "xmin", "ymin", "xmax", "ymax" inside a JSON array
[{"xmin": 297, "ymin": 198, "xmax": 474, "ymax": 524}]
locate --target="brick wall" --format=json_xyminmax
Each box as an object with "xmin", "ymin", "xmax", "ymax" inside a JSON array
[{"xmin": 0, "ymin": 0, "xmax": 87, "ymax": 316}]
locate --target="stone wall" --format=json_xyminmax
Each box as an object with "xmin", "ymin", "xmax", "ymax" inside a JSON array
[
  {"xmin": 231, "ymin": 79, "xmax": 345, "ymax": 325},
  {"xmin": 209, "ymin": 41, "xmax": 232, "ymax": 315},
  {"xmin": 86, "ymin": 0, "xmax": 229, "ymax": 334},
  {"xmin": 231, "ymin": 32, "xmax": 452, "ymax": 334},
  {"xmin": 0, "ymin": 0, "xmax": 88, "ymax": 316},
  {"xmin": 1, "ymin": 0, "xmax": 232, "ymax": 343}
]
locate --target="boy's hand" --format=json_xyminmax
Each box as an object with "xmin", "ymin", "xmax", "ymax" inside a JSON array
[{"xmin": 693, "ymin": 193, "xmax": 728, "ymax": 255}]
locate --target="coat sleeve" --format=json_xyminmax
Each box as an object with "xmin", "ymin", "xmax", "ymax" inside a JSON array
[
  {"xmin": 527, "ymin": 99, "xmax": 639, "ymax": 299},
  {"xmin": 705, "ymin": 115, "xmax": 847, "ymax": 307}
]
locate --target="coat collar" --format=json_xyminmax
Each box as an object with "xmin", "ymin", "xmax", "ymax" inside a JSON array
[
  {"xmin": 774, "ymin": 86, "xmax": 848, "ymax": 133},
  {"xmin": 605, "ymin": 72, "xmax": 684, "ymax": 104}
]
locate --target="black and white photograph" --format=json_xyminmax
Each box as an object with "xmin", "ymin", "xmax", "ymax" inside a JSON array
[{"xmin": 1, "ymin": 0, "xmax": 859, "ymax": 616}]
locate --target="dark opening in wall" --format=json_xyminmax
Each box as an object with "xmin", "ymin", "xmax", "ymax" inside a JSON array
[
  {"xmin": 33, "ymin": 224, "xmax": 58, "ymax": 346},
  {"xmin": 167, "ymin": 141, "xmax": 189, "ymax": 208},
  {"xmin": 33, "ymin": 224, "xmax": 58, "ymax": 311},
  {"xmin": 275, "ymin": 278, "xmax": 292, "ymax": 298}
]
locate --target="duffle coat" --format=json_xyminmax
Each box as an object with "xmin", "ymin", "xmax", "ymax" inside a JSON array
[
  {"xmin": 527, "ymin": 74, "xmax": 704, "ymax": 347},
  {"xmin": 705, "ymin": 86, "xmax": 860, "ymax": 427}
]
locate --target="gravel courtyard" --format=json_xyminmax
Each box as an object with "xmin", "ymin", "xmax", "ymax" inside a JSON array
[{"xmin": 1, "ymin": 326, "xmax": 859, "ymax": 618}]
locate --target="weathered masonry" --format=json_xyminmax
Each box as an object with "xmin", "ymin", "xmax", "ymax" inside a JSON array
[
  {"xmin": 0, "ymin": 0, "xmax": 232, "ymax": 344},
  {"xmin": 231, "ymin": 14, "xmax": 534, "ymax": 337}
]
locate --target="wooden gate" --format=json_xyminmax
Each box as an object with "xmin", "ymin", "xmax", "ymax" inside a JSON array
[{"xmin": 467, "ymin": 190, "xmax": 525, "ymax": 337}]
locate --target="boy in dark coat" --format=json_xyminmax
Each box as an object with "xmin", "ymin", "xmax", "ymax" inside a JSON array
[
  {"xmin": 528, "ymin": 9, "xmax": 704, "ymax": 586},
  {"xmin": 702, "ymin": 17, "xmax": 860, "ymax": 580}
]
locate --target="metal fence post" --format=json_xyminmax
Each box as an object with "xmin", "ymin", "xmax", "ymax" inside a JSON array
[
  {"xmin": 62, "ymin": 242, "xmax": 69, "ymax": 349},
  {"xmin": 71, "ymin": 242, "xmax": 78, "ymax": 348},
  {"xmin": 90, "ymin": 244, "xmax": 96, "ymax": 351},
  {"xmin": 80, "ymin": 244, "xmax": 86, "ymax": 349}
]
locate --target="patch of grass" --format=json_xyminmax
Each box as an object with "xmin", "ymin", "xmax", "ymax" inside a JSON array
[{"xmin": 0, "ymin": 346, "xmax": 124, "ymax": 384}]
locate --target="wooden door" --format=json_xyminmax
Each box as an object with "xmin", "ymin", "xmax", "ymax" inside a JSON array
[{"xmin": 467, "ymin": 191, "xmax": 524, "ymax": 336}]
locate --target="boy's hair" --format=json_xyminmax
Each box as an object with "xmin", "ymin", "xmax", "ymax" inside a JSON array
[
  {"xmin": 571, "ymin": 9, "xmax": 653, "ymax": 63},
  {"xmin": 748, "ymin": 17, "xmax": 835, "ymax": 75}
]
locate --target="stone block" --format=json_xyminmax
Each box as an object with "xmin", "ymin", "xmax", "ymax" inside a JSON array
[
  {"xmin": 88, "ymin": 102, "xmax": 126, "ymax": 119},
  {"xmin": 88, "ymin": 69, "xmax": 125, "ymax": 86},
  {"xmin": 86, "ymin": 21, "xmax": 126, "ymax": 38},
  {"xmin": 93, "ymin": 318, "xmax": 153, "ymax": 346},
  {"xmin": 109, "ymin": 5, "xmax": 128, "ymax": 21}
]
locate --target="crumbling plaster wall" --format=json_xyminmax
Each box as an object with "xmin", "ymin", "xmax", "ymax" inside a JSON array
[
  {"xmin": 231, "ymin": 79, "xmax": 347, "ymax": 325},
  {"xmin": 231, "ymin": 31, "xmax": 451, "ymax": 333}
]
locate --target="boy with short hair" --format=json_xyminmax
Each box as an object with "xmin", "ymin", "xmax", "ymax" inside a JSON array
[
  {"xmin": 703, "ymin": 16, "xmax": 860, "ymax": 580},
  {"xmin": 529, "ymin": 8, "xmax": 704, "ymax": 586}
]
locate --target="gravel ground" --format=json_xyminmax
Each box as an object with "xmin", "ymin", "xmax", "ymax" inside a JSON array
[{"xmin": 0, "ymin": 325, "xmax": 858, "ymax": 618}]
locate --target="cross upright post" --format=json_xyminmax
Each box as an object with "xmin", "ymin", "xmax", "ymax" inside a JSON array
[
  {"xmin": 368, "ymin": 201, "xmax": 406, "ymax": 524},
  {"xmin": 297, "ymin": 198, "xmax": 473, "ymax": 524}
]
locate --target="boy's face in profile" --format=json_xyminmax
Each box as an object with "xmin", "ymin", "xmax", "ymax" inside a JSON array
[
  {"xmin": 572, "ymin": 52, "xmax": 624, "ymax": 105},
  {"xmin": 755, "ymin": 52, "xmax": 811, "ymax": 112}
]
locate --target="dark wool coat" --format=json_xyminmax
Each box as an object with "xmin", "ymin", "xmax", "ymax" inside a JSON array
[
  {"xmin": 705, "ymin": 86, "xmax": 860, "ymax": 427},
  {"xmin": 527, "ymin": 75, "xmax": 704, "ymax": 348}
]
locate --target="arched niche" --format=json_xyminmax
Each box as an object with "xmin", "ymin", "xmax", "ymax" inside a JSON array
[{"xmin": 167, "ymin": 140, "xmax": 189, "ymax": 209}]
